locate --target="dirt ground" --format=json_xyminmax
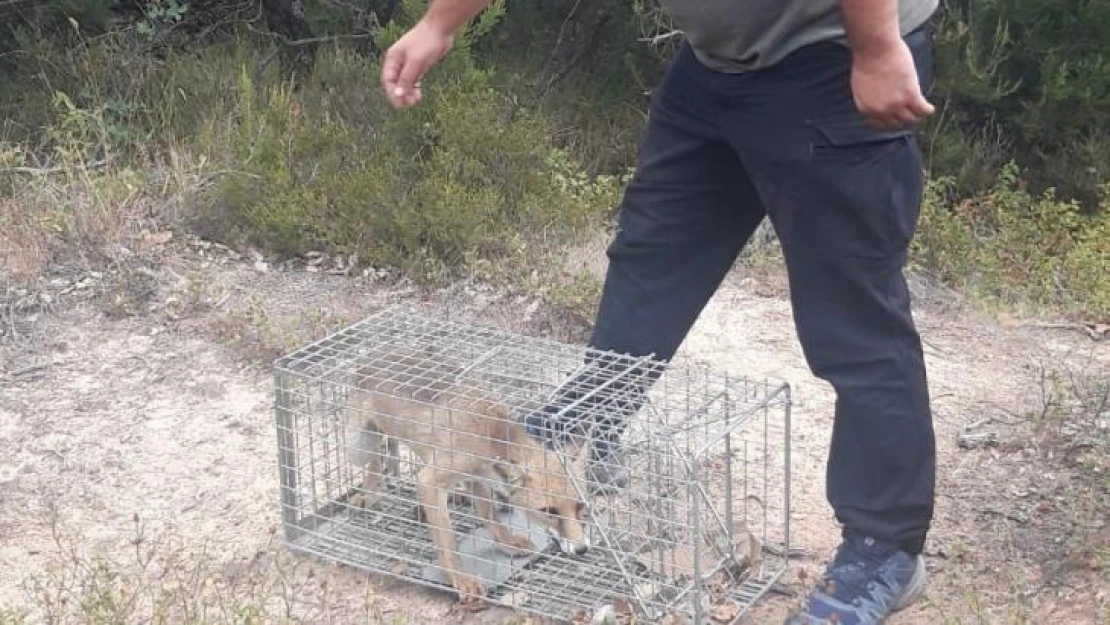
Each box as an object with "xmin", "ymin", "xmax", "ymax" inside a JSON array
[{"xmin": 1, "ymin": 234, "xmax": 1107, "ymax": 624}]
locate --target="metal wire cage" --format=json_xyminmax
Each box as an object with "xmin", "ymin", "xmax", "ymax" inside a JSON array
[{"xmin": 273, "ymin": 306, "xmax": 792, "ymax": 624}]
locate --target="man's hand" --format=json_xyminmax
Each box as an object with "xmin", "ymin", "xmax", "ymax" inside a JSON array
[
  {"xmin": 379, "ymin": 0, "xmax": 494, "ymax": 109},
  {"xmin": 839, "ymin": 0, "xmax": 935, "ymax": 129},
  {"xmin": 381, "ymin": 20, "xmax": 453, "ymax": 109},
  {"xmin": 850, "ymin": 38, "xmax": 934, "ymax": 129}
]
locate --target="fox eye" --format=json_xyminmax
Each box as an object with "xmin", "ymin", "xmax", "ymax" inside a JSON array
[{"xmin": 540, "ymin": 507, "xmax": 560, "ymax": 516}]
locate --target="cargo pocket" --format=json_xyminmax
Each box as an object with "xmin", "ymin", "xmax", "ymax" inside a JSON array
[{"xmin": 802, "ymin": 114, "xmax": 925, "ymax": 262}]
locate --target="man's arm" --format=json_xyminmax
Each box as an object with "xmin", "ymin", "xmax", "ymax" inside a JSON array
[
  {"xmin": 840, "ymin": 0, "xmax": 903, "ymax": 58},
  {"xmin": 418, "ymin": 0, "xmax": 495, "ymax": 38},
  {"xmin": 839, "ymin": 0, "xmax": 934, "ymax": 128},
  {"xmin": 381, "ymin": 0, "xmax": 495, "ymax": 109}
]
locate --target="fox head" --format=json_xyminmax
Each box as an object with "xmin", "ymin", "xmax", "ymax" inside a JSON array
[{"xmin": 507, "ymin": 434, "xmax": 592, "ymax": 556}]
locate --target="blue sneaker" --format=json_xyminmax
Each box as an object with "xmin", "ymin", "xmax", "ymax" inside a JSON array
[{"xmin": 785, "ymin": 533, "xmax": 927, "ymax": 624}]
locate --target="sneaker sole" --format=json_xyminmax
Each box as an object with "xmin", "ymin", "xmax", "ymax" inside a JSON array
[{"xmin": 892, "ymin": 555, "xmax": 928, "ymax": 612}]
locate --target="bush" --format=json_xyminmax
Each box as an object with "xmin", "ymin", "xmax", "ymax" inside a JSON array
[
  {"xmin": 927, "ymin": 0, "xmax": 1110, "ymax": 207},
  {"xmin": 913, "ymin": 162, "xmax": 1110, "ymax": 320},
  {"xmin": 192, "ymin": 0, "xmax": 621, "ymax": 284}
]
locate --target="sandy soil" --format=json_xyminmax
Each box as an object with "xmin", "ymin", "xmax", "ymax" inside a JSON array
[{"xmin": 1, "ymin": 236, "xmax": 1106, "ymax": 624}]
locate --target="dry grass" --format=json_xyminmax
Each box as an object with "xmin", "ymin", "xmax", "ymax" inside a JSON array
[
  {"xmin": 208, "ymin": 295, "xmax": 351, "ymax": 365},
  {"xmin": 922, "ymin": 352, "xmax": 1110, "ymax": 624},
  {"xmin": 0, "ymin": 508, "xmax": 397, "ymax": 625},
  {"xmin": 0, "ymin": 146, "xmax": 203, "ymax": 286}
]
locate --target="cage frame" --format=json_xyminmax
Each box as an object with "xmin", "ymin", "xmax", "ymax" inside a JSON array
[{"xmin": 272, "ymin": 306, "xmax": 793, "ymax": 624}]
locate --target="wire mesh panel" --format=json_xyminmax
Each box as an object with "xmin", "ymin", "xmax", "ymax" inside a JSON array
[{"xmin": 273, "ymin": 306, "xmax": 792, "ymax": 624}]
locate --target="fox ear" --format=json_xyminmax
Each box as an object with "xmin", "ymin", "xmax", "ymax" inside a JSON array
[{"xmin": 559, "ymin": 431, "xmax": 592, "ymax": 469}]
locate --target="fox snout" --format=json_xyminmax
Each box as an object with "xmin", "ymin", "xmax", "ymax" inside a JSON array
[
  {"xmin": 551, "ymin": 522, "xmax": 590, "ymax": 556},
  {"xmin": 552, "ymin": 507, "xmax": 590, "ymax": 556},
  {"xmin": 567, "ymin": 537, "xmax": 590, "ymax": 556}
]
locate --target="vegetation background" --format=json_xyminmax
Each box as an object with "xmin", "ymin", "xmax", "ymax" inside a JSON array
[
  {"xmin": 1, "ymin": 0, "xmax": 1107, "ymax": 323},
  {"xmin": 0, "ymin": 3, "xmax": 1107, "ymax": 624}
]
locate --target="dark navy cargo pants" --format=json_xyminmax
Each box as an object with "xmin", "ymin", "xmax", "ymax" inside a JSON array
[{"xmin": 532, "ymin": 28, "xmax": 937, "ymax": 554}]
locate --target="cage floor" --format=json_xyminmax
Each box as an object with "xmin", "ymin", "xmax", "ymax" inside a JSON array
[
  {"xmin": 288, "ymin": 479, "xmax": 537, "ymax": 587},
  {"xmin": 285, "ymin": 478, "xmax": 659, "ymax": 601},
  {"xmin": 285, "ymin": 478, "xmax": 783, "ymax": 624}
]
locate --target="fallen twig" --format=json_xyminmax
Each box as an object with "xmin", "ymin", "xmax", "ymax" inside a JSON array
[
  {"xmin": 922, "ymin": 547, "xmax": 948, "ymax": 559},
  {"xmin": 980, "ymin": 508, "xmax": 1030, "ymax": 525},
  {"xmin": 767, "ymin": 582, "xmax": 797, "ymax": 597},
  {"xmin": 1019, "ymin": 321, "xmax": 1108, "ymax": 341},
  {"xmin": 242, "ymin": 20, "xmax": 372, "ymax": 46},
  {"xmin": 762, "ymin": 544, "xmax": 810, "ymax": 559},
  {"xmin": 3, "ymin": 363, "xmax": 47, "ymax": 379},
  {"xmin": 0, "ymin": 159, "xmax": 108, "ymax": 175},
  {"xmin": 638, "ymin": 29, "xmax": 684, "ymax": 44}
]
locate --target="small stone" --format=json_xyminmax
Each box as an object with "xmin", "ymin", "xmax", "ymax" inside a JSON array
[
  {"xmin": 143, "ymin": 231, "xmax": 173, "ymax": 246},
  {"xmin": 590, "ymin": 605, "xmax": 617, "ymax": 625},
  {"xmin": 0, "ymin": 464, "xmax": 19, "ymax": 485}
]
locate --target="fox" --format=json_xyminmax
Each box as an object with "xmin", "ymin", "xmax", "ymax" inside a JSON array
[{"xmin": 343, "ymin": 354, "xmax": 591, "ymax": 604}]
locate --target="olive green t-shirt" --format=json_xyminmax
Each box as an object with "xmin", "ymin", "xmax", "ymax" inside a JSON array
[{"xmin": 659, "ymin": 0, "xmax": 939, "ymax": 73}]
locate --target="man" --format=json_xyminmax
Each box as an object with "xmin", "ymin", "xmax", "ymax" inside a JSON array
[{"xmin": 380, "ymin": 1, "xmax": 938, "ymax": 623}]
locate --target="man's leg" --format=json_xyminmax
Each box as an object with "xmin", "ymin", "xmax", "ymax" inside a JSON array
[
  {"xmin": 526, "ymin": 44, "xmax": 766, "ymax": 489},
  {"xmin": 721, "ymin": 27, "xmax": 937, "ymax": 624}
]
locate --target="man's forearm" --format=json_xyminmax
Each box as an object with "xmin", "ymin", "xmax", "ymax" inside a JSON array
[
  {"xmin": 419, "ymin": 0, "xmax": 496, "ymax": 36},
  {"xmin": 839, "ymin": 0, "xmax": 903, "ymax": 57}
]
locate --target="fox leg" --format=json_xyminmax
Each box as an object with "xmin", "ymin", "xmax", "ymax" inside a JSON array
[
  {"xmin": 417, "ymin": 466, "xmax": 485, "ymax": 603},
  {"xmin": 349, "ymin": 422, "xmax": 385, "ymax": 508}
]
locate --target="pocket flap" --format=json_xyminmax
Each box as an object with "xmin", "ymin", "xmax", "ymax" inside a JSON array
[{"xmin": 808, "ymin": 115, "xmax": 914, "ymax": 148}]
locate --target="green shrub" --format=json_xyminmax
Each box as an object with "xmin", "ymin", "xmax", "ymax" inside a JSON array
[
  {"xmin": 470, "ymin": 0, "xmax": 661, "ymax": 174},
  {"xmin": 928, "ymin": 0, "xmax": 1110, "ymax": 207},
  {"xmin": 913, "ymin": 163, "xmax": 1110, "ymax": 320},
  {"xmin": 192, "ymin": 1, "xmax": 621, "ymax": 284}
]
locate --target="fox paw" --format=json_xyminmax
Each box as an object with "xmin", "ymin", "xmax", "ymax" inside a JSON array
[{"xmin": 452, "ymin": 574, "xmax": 486, "ymax": 605}]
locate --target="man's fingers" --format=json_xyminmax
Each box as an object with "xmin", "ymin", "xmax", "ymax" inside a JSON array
[
  {"xmin": 863, "ymin": 94, "xmax": 935, "ymax": 129},
  {"xmin": 381, "ymin": 52, "xmax": 408, "ymax": 108},
  {"xmin": 381, "ymin": 47, "xmax": 403, "ymax": 89},
  {"xmin": 395, "ymin": 57, "xmax": 427, "ymax": 97},
  {"xmin": 873, "ymin": 113, "xmax": 902, "ymax": 130},
  {"xmin": 907, "ymin": 94, "xmax": 935, "ymax": 119},
  {"xmin": 855, "ymin": 100, "xmax": 900, "ymax": 129},
  {"xmin": 402, "ymin": 86, "xmax": 422, "ymax": 107},
  {"xmin": 893, "ymin": 97, "xmax": 935, "ymax": 127},
  {"xmin": 381, "ymin": 45, "xmax": 422, "ymax": 108},
  {"xmin": 378, "ymin": 24, "xmax": 452, "ymax": 109}
]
